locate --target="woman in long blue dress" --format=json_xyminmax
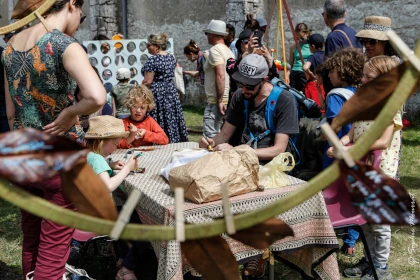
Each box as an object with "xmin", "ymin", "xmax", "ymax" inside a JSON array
[{"xmin": 141, "ymin": 33, "xmax": 188, "ymax": 143}]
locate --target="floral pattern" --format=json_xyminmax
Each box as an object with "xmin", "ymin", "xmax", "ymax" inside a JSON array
[
  {"xmin": 142, "ymin": 54, "xmax": 188, "ymax": 143},
  {"xmin": 353, "ymin": 112, "xmax": 402, "ymax": 179},
  {"xmin": 1, "ymin": 29, "xmax": 85, "ymax": 144}
]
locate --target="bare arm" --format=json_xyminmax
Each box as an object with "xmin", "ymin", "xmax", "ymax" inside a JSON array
[
  {"xmin": 303, "ymin": 61, "xmax": 316, "ymax": 81},
  {"xmin": 199, "ymin": 121, "xmax": 237, "ymax": 148},
  {"xmin": 183, "ymin": 70, "xmax": 199, "ymax": 77},
  {"xmin": 215, "ymin": 64, "xmax": 226, "ymax": 115},
  {"xmin": 112, "ymin": 96, "xmax": 116, "ymax": 117},
  {"xmin": 99, "ymin": 156, "xmax": 138, "ymax": 192},
  {"xmin": 142, "ymin": 72, "xmax": 155, "ymax": 87},
  {"xmin": 289, "ymin": 45, "xmax": 295, "ymax": 70},
  {"xmin": 4, "ymin": 70, "xmax": 14, "ymax": 130},
  {"xmin": 44, "ymin": 43, "xmax": 106, "ymax": 134},
  {"xmin": 369, "ymin": 124, "xmax": 394, "ymax": 150},
  {"xmin": 255, "ymin": 133, "xmax": 289, "ymax": 161}
]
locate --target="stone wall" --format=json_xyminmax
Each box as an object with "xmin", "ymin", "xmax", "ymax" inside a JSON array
[{"xmin": 89, "ymin": 0, "xmax": 119, "ymax": 40}]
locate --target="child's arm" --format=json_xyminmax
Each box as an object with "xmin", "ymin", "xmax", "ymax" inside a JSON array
[
  {"xmin": 183, "ymin": 70, "xmax": 199, "ymax": 77},
  {"xmin": 118, "ymin": 123, "xmax": 138, "ymax": 148},
  {"xmin": 369, "ymin": 124, "xmax": 394, "ymax": 150},
  {"xmin": 111, "ymin": 96, "xmax": 116, "ymax": 117},
  {"xmin": 141, "ymin": 119, "xmax": 169, "ymax": 145},
  {"xmin": 303, "ymin": 61, "xmax": 316, "ymax": 81},
  {"xmin": 99, "ymin": 155, "xmax": 138, "ymax": 192},
  {"xmin": 326, "ymin": 125, "xmax": 354, "ymax": 158}
]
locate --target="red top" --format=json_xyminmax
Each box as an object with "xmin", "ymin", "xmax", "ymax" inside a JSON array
[{"xmin": 118, "ymin": 116, "xmax": 169, "ymax": 148}]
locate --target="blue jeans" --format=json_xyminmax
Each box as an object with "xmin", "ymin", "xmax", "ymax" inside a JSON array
[{"xmin": 343, "ymin": 228, "xmax": 359, "ymax": 248}]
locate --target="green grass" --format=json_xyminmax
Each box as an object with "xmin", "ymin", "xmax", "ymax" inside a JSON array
[
  {"xmin": 183, "ymin": 105, "xmax": 204, "ymax": 143},
  {"xmin": 1, "ymin": 113, "xmax": 419, "ymax": 279}
]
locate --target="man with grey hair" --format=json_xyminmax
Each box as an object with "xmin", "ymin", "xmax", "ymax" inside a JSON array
[{"xmin": 322, "ymin": 0, "xmax": 362, "ymax": 93}]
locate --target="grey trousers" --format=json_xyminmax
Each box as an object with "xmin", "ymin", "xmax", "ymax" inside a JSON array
[
  {"xmin": 203, "ymin": 103, "xmax": 223, "ymax": 138},
  {"xmin": 362, "ymin": 224, "xmax": 391, "ymax": 267}
]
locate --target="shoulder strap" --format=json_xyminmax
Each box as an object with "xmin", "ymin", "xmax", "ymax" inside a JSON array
[
  {"xmin": 265, "ymin": 85, "xmax": 283, "ymax": 133},
  {"xmin": 333, "ymin": 29, "xmax": 353, "ymax": 48}
]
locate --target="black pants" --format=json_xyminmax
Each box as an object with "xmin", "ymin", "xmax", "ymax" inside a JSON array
[{"xmin": 290, "ymin": 70, "xmax": 307, "ymax": 92}]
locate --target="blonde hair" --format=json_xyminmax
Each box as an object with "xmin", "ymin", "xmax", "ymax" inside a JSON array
[
  {"xmin": 124, "ymin": 85, "xmax": 156, "ymax": 112},
  {"xmin": 148, "ymin": 33, "xmax": 169, "ymax": 50},
  {"xmin": 365, "ymin": 55, "xmax": 399, "ymax": 75},
  {"xmin": 86, "ymin": 138, "xmax": 105, "ymax": 156}
]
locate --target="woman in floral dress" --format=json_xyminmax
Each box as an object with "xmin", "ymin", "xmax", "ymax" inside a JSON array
[{"xmin": 142, "ymin": 33, "xmax": 188, "ymax": 143}]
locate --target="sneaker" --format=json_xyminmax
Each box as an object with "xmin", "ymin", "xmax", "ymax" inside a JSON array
[
  {"xmin": 361, "ymin": 265, "xmax": 392, "ymax": 280},
  {"xmin": 343, "ymin": 259, "xmax": 370, "ymax": 278}
]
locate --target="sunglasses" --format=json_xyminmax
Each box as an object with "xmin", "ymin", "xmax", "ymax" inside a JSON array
[
  {"xmin": 360, "ymin": 38, "xmax": 379, "ymax": 46},
  {"xmin": 241, "ymin": 39, "xmax": 249, "ymax": 44},
  {"xmin": 80, "ymin": 10, "xmax": 87, "ymax": 24},
  {"xmin": 237, "ymin": 81, "xmax": 261, "ymax": 91}
]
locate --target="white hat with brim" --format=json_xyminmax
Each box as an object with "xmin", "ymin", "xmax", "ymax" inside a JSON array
[
  {"xmin": 203, "ymin": 20, "xmax": 228, "ymax": 36},
  {"xmin": 85, "ymin": 116, "xmax": 129, "ymax": 139},
  {"xmin": 355, "ymin": 16, "xmax": 392, "ymax": 41}
]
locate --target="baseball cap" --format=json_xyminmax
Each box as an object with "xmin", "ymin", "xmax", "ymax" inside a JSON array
[
  {"xmin": 116, "ymin": 68, "xmax": 131, "ymax": 80},
  {"xmin": 256, "ymin": 17, "xmax": 267, "ymax": 27},
  {"xmin": 232, "ymin": 54, "xmax": 269, "ymax": 85},
  {"xmin": 307, "ymin": 34, "xmax": 324, "ymax": 46}
]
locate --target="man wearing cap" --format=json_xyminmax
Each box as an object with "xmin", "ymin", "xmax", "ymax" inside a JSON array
[
  {"xmin": 199, "ymin": 54, "xmax": 299, "ymax": 162},
  {"xmin": 322, "ymin": 0, "xmax": 362, "ymax": 93},
  {"xmin": 256, "ymin": 17, "xmax": 268, "ymax": 34},
  {"xmin": 203, "ymin": 19, "xmax": 235, "ymax": 138}
]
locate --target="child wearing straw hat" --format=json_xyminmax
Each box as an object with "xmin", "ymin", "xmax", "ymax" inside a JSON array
[{"xmin": 85, "ymin": 116, "xmax": 138, "ymax": 192}]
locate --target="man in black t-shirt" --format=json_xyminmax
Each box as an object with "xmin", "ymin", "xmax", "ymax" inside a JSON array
[{"xmin": 199, "ymin": 54, "xmax": 299, "ymax": 162}]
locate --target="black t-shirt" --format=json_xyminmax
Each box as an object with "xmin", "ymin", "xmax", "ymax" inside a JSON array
[{"xmin": 226, "ymin": 86, "xmax": 299, "ymax": 149}]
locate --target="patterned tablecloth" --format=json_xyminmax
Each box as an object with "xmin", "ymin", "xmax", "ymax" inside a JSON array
[{"xmin": 111, "ymin": 143, "xmax": 340, "ymax": 280}]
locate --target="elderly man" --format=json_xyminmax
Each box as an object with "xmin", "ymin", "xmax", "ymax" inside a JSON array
[
  {"xmin": 322, "ymin": 0, "xmax": 362, "ymax": 93},
  {"xmin": 200, "ymin": 54, "xmax": 299, "ymax": 163},
  {"xmin": 203, "ymin": 20, "xmax": 235, "ymax": 138}
]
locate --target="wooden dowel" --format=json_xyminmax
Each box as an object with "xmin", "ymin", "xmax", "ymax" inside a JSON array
[
  {"xmin": 221, "ymin": 183, "xmax": 236, "ymax": 234},
  {"xmin": 387, "ymin": 30, "xmax": 420, "ymax": 72},
  {"xmin": 320, "ymin": 123, "xmax": 355, "ymax": 168},
  {"xmin": 175, "ymin": 188, "xmax": 185, "ymax": 242},
  {"xmin": 110, "ymin": 189, "xmax": 142, "ymax": 240}
]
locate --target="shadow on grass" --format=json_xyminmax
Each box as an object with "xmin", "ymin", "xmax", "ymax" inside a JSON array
[
  {"xmin": 400, "ymin": 176, "xmax": 420, "ymax": 190},
  {"xmin": 0, "ymin": 260, "xmax": 22, "ymax": 280},
  {"xmin": 402, "ymin": 138, "xmax": 420, "ymax": 147}
]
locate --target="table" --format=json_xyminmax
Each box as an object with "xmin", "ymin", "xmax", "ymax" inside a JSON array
[{"xmin": 110, "ymin": 143, "xmax": 340, "ymax": 280}]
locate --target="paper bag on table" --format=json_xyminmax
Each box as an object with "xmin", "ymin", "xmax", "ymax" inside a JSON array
[
  {"xmin": 168, "ymin": 145, "xmax": 259, "ymax": 204},
  {"xmin": 258, "ymin": 152, "xmax": 294, "ymax": 189}
]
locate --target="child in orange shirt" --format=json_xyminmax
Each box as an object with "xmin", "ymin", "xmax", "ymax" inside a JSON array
[{"xmin": 118, "ymin": 86, "xmax": 169, "ymax": 148}]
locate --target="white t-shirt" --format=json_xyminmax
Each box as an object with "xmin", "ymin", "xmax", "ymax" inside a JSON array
[{"xmin": 204, "ymin": 43, "xmax": 234, "ymax": 104}]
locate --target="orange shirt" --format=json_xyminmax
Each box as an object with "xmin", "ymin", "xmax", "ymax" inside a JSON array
[{"xmin": 118, "ymin": 116, "xmax": 169, "ymax": 148}]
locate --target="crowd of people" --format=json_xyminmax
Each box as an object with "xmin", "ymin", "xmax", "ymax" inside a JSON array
[{"xmin": 0, "ymin": 0, "xmax": 404, "ymax": 279}]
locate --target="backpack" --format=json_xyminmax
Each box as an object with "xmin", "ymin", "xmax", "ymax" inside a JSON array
[{"xmin": 244, "ymin": 85, "xmax": 301, "ymax": 165}]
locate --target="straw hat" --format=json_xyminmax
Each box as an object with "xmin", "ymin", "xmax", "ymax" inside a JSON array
[
  {"xmin": 11, "ymin": 0, "xmax": 45, "ymax": 19},
  {"xmin": 356, "ymin": 16, "xmax": 392, "ymax": 41},
  {"xmin": 85, "ymin": 116, "xmax": 129, "ymax": 139}
]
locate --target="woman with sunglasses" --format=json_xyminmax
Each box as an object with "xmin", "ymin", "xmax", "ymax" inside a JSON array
[
  {"xmin": 2, "ymin": 0, "xmax": 106, "ymax": 278},
  {"xmin": 356, "ymin": 16, "xmax": 398, "ymax": 59},
  {"xmin": 141, "ymin": 33, "xmax": 188, "ymax": 143}
]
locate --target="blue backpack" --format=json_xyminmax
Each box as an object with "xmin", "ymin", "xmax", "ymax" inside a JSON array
[{"xmin": 244, "ymin": 84, "xmax": 301, "ymax": 164}]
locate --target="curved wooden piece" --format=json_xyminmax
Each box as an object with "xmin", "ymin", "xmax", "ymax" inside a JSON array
[
  {"xmin": 0, "ymin": 38, "xmax": 418, "ymax": 241},
  {"xmin": 0, "ymin": 0, "xmax": 56, "ymax": 35}
]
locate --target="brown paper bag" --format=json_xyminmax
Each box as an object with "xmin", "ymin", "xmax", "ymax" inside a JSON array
[{"xmin": 169, "ymin": 145, "xmax": 259, "ymax": 203}]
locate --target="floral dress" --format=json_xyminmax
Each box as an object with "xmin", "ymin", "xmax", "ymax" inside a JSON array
[
  {"xmin": 142, "ymin": 54, "xmax": 188, "ymax": 143},
  {"xmin": 1, "ymin": 29, "xmax": 85, "ymax": 144},
  {"xmin": 353, "ymin": 112, "xmax": 402, "ymax": 179}
]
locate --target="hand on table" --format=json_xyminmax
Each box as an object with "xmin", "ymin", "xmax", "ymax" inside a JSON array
[
  {"xmin": 125, "ymin": 155, "xmax": 139, "ymax": 172},
  {"xmin": 214, "ymin": 143, "xmax": 233, "ymax": 152},
  {"xmin": 199, "ymin": 136, "xmax": 215, "ymax": 149},
  {"xmin": 109, "ymin": 160, "xmax": 126, "ymax": 170}
]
